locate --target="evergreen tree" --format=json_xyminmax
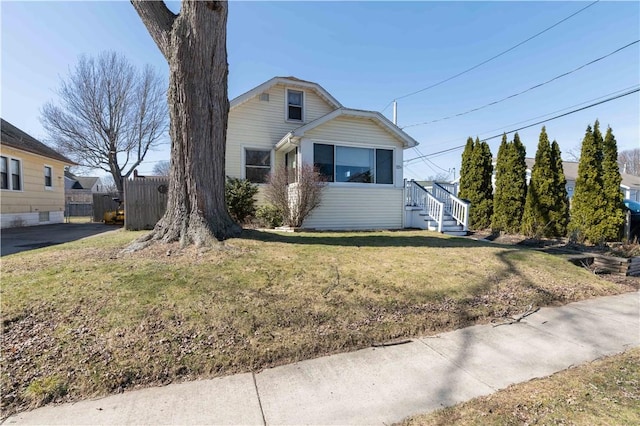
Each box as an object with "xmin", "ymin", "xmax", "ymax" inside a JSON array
[
  {"xmin": 550, "ymin": 141, "xmax": 570, "ymax": 236},
  {"xmin": 491, "ymin": 134, "xmax": 510, "ymax": 232},
  {"xmin": 492, "ymin": 133, "xmax": 527, "ymax": 233},
  {"xmin": 458, "ymin": 137, "xmax": 474, "ymax": 201},
  {"xmin": 601, "ymin": 126, "xmax": 625, "ymax": 240},
  {"xmin": 522, "ymin": 127, "xmax": 557, "ymax": 237},
  {"xmin": 460, "ymin": 138, "xmax": 493, "ymax": 229},
  {"xmin": 511, "ymin": 133, "xmax": 528, "ymax": 230},
  {"xmin": 569, "ymin": 123, "xmax": 607, "ymax": 242}
]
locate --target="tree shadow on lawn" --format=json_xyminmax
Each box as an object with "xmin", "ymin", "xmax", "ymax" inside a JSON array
[
  {"xmin": 240, "ymin": 229, "xmax": 518, "ymax": 249},
  {"xmin": 429, "ymin": 246, "xmax": 626, "ymax": 407}
]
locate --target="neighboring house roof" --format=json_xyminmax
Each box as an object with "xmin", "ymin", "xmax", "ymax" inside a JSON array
[
  {"xmin": 276, "ymin": 108, "xmax": 419, "ymax": 150},
  {"xmin": 64, "ymin": 170, "xmax": 103, "ymax": 191},
  {"xmin": 0, "ymin": 118, "xmax": 75, "ymax": 164},
  {"xmin": 75, "ymin": 176, "xmax": 99, "ymax": 190},
  {"xmin": 524, "ymin": 158, "xmax": 640, "ymax": 188},
  {"xmin": 230, "ymin": 76, "xmax": 343, "ymax": 111}
]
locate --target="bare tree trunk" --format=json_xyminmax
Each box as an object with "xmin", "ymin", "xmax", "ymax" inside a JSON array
[{"xmin": 132, "ymin": 1, "xmax": 241, "ymax": 246}]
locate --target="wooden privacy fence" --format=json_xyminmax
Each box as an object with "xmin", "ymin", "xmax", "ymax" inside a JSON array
[
  {"xmin": 66, "ymin": 202, "xmax": 93, "ymax": 217},
  {"xmin": 92, "ymin": 193, "xmax": 121, "ymax": 222},
  {"xmin": 124, "ymin": 177, "xmax": 169, "ymax": 230}
]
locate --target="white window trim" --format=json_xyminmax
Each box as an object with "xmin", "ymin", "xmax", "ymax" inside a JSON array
[
  {"xmin": 241, "ymin": 145, "xmax": 274, "ymax": 185},
  {"xmin": 285, "ymin": 88, "xmax": 305, "ymax": 123},
  {"xmin": 44, "ymin": 164, "xmax": 54, "ymax": 190},
  {"xmin": 311, "ymin": 141, "xmax": 396, "ymax": 186},
  {"xmin": 1, "ymin": 155, "xmax": 24, "ymax": 192}
]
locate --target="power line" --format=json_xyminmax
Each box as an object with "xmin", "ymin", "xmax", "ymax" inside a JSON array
[
  {"xmin": 406, "ymin": 84, "xmax": 638, "ymax": 163},
  {"xmin": 412, "ymin": 146, "xmax": 441, "ymax": 175},
  {"xmin": 381, "ymin": 0, "xmax": 600, "ymax": 113},
  {"xmin": 404, "ymin": 86, "xmax": 639, "ymax": 164},
  {"xmin": 475, "ymin": 84, "xmax": 640, "ymax": 137},
  {"xmin": 401, "ymin": 39, "xmax": 639, "ymax": 129}
]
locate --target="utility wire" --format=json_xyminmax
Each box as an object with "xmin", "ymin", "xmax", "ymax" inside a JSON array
[
  {"xmin": 409, "ymin": 85, "xmax": 638, "ymax": 162},
  {"xmin": 404, "ymin": 86, "xmax": 639, "ymax": 164},
  {"xmin": 472, "ymin": 84, "xmax": 640, "ymax": 137},
  {"xmin": 402, "ymin": 39, "xmax": 639, "ymax": 129},
  {"xmin": 381, "ymin": 0, "xmax": 600, "ymax": 113}
]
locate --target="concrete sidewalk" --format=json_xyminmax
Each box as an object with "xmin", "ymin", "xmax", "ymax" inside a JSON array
[{"xmin": 5, "ymin": 291, "xmax": 639, "ymax": 425}]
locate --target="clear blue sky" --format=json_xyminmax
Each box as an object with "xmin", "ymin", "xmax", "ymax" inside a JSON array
[{"xmin": 2, "ymin": 1, "xmax": 639, "ymax": 180}]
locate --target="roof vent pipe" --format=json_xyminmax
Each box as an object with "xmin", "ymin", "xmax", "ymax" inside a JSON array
[{"xmin": 392, "ymin": 101, "xmax": 398, "ymax": 125}]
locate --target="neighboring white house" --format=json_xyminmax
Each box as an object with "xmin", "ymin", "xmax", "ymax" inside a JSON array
[{"xmin": 225, "ymin": 76, "xmax": 419, "ymax": 230}]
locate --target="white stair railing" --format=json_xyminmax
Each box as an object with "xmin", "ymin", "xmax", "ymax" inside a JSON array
[
  {"xmin": 436, "ymin": 182, "xmax": 458, "ymax": 196},
  {"xmin": 432, "ymin": 182, "xmax": 470, "ymax": 231},
  {"xmin": 405, "ymin": 180, "xmax": 444, "ymax": 232}
]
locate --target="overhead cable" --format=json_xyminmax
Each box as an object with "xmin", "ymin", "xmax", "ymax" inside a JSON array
[
  {"xmin": 404, "ymin": 86, "xmax": 639, "ymax": 164},
  {"xmin": 380, "ymin": 0, "xmax": 600, "ymax": 112},
  {"xmin": 401, "ymin": 39, "xmax": 639, "ymax": 129}
]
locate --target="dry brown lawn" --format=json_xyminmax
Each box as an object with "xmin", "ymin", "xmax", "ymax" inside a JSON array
[{"xmin": 1, "ymin": 229, "xmax": 637, "ymax": 417}]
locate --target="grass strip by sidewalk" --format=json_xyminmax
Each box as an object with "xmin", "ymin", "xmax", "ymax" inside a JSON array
[
  {"xmin": 401, "ymin": 347, "xmax": 640, "ymax": 425},
  {"xmin": 1, "ymin": 229, "xmax": 636, "ymax": 416}
]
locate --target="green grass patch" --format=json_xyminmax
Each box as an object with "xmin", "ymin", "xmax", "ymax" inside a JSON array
[
  {"xmin": 1, "ymin": 229, "xmax": 635, "ymax": 417},
  {"xmin": 401, "ymin": 348, "xmax": 640, "ymax": 425}
]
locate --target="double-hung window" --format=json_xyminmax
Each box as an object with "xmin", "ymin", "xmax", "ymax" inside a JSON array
[
  {"xmin": 44, "ymin": 166, "xmax": 53, "ymax": 188},
  {"xmin": 313, "ymin": 143, "xmax": 393, "ymax": 185},
  {"xmin": 287, "ymin": 89, "xmax": 303, "ymax": 121},
  {"xmin": 11, "ymin": 159, "xmax": 22, "ymax": 190},
  {"xmin": 245, "ymin": 148, "xmax": 271, "ymax": 183},
  {"xmin": 1, "ymin": 156, "xmax": 22, "ymax": 191},
  {"xmin": 0, "ymin": 156, "xmax": 8, "ymax": 190}
]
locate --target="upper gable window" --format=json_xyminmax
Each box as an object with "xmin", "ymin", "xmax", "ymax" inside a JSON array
[{"xmin": 287, "ymin": 89, "xmax": 303, "ymax": 121}]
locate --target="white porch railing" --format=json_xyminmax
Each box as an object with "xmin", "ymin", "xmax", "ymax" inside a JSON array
[
  {"xmin": 405, "ymin": 180, "xmax": 444, "ymax": 232},
  {"xmin": 432, "ymin": 182, "xmax": 470, "ymax": 231},
  {"xmin": 435, "ymin": 182, "xmax": 458, "ymax": 197}
]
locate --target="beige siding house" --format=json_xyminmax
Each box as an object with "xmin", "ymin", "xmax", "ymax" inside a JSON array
[
  {"xmin": 227, "ymin": 77, "xmax": 418, "ymax": 230},
  {"xmin": 1, "ymin": 119, "xmax": 74, "ymax": 228}
]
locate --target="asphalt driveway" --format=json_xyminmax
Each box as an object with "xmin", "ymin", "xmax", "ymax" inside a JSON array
[{"xmin": 1, "ymin": 223, "xmax": 119, "ymax": 256}]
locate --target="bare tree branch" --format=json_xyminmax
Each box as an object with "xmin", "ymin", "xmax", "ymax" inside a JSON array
[
  {"xmin": 619, "ymin": 148, "xmax": 640, "ymax": 176},
  {"xmin": 152, "ymin": 160, "xmax": 170, "ymax": 176},
  {"xmin": 41, "ymin": 51, "xmax": 168, "ymax": 192}
]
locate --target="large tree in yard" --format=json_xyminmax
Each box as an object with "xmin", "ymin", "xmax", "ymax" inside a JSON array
[
  {"xmin": 41, "ymin": 51, "xmax": 168, "ymax": 193},
  {"xmin": 131, "ymin": 1, "xmax": 241, "ymax": 246}
]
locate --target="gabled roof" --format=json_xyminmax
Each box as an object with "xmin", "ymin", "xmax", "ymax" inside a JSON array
[
  {"xmin": 1, "ymin": 118, "xmax": 75, "ymax": 164},
  {"xmin": 525, "ymin": 158, "xmax": 640, "ymax": 188},
  {"xmin": 230, "ymin": 76, "xmax": 343, "ymax": 110},
  {"xmin": 276, "ymin": 108, "xmax": 419, "ymax": 150},
  {"xmin": 75, "ymin": 176, "xmax": 100, "ymax": 189}
]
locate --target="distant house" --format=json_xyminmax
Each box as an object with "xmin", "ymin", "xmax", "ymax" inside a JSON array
[
  {"xmin": 64, "ymin": 171, "xmax": 107, "ymax": 204},
  {"xmin": 1, "ymin": 118, "xmax": 75, "ymax": 228},
  {"xmin": 523, "ymin": 159, "xmax": 640, "ymax": 201}
]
